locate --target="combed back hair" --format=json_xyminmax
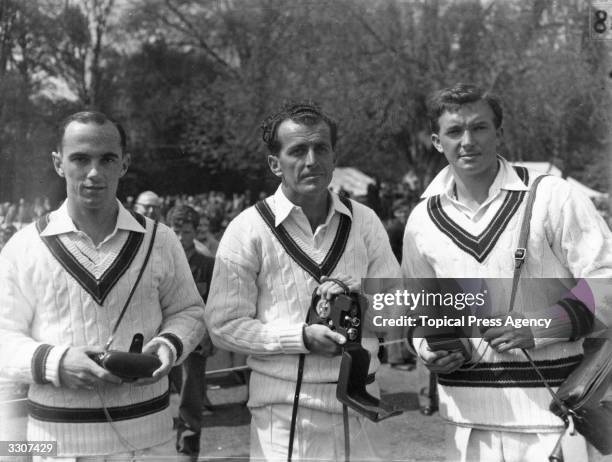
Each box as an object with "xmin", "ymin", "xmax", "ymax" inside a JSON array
[
  {"xmin": 261, "ymin": 101, "xmax": 338, "ymax": 155},
  {"xmin": 57, "ymin": 111, "xmax": 127, "ymax": 153},
  {"xmin": 427, "ymin": 83, "xmax": 503, "ymax": 133}
]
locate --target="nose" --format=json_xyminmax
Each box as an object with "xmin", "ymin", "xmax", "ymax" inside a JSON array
[
  {"xmin": 86, "ymin": 162, "xmax": 101, "ymax": 178},
  {"xmin": 460, "ymin": 129, "xmax": 474, "ymax": 146},
  {"xmin": 305, "ymin": 147, "xmax": 317, "ymax": 166}
]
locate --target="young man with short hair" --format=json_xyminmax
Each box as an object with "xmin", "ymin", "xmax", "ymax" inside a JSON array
[{"xmin": 403, "ymin": 83, "xmax": 612, "ymax": 461}]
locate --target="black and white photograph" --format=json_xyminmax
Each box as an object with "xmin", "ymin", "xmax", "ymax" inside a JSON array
[{"xmin": 0, "ymin": 1, "xmax": 611, "ymax": 461}]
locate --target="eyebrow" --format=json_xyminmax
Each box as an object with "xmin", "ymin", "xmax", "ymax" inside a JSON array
[{"xmin": 67, "ymin": 151, "xmax": 121, "ymax": 157}]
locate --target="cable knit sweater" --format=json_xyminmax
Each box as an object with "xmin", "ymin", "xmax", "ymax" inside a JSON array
[
  {"xmin": 205, "ymin": 187, "xmax": 401, "ymax": 414},
  {"xmin": 402, "ymin": 158, "xmax": 612, "ymax": 431},
  {"xmin": 0, "ymin": 202, "xmax": 206, "ymax": 456}
]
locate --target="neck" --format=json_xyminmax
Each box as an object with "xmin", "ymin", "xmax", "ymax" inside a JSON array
[
  {"xmin": 282, "ymin": 185, "xmax": 330, "ymax": 232},
  {"xmin": 452, "ymin": 163, "xmax": 499, "ymax": 207},
  {"xmin": 66, "ymin": 200, "xmax": 119, "ymax": 246}
]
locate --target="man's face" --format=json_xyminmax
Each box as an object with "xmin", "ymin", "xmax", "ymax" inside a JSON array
[
  {"xmin": 52, "ymin": 121, "xmax": 129, "ymax": 212},
  {"xmin": 268, "ymin": 120, "xmax": 335, "ymax": 205},
  {"xmin": 172, "ymin": 222, "xmax": 196, "ymax": 252},
  {"xmin": 431, "ymin": 100, "xmax": 502, "ymax": 180},
  {"xmin": 134, "ymin": 198, "xmax": 161, "ymax": 220}
]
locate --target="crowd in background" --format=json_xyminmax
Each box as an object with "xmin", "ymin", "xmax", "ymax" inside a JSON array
[{"xmin": 1, "ymin": 182, "xmax": 610, "ymax": 255}]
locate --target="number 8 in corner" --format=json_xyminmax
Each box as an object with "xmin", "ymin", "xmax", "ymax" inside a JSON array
[{"xmin": 591, "ymin": 1, "xmax": 612, "ymax": 40}]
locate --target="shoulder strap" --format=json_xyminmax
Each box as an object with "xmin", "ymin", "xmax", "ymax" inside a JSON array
[
  {"xmin": 104, "ymin": 220, "xmax": 159, "ymax": 350},
  {"xmin": 507, "ymin": 174, "xmax": 574, "ymax": 425},
  {"xmin": 509, "ymin": 174, "xmax": 547, "ymax": 313}
]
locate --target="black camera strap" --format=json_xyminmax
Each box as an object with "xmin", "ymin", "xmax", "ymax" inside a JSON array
[
  {"xmin": 104, "ymin": 219, "xmax": 159, "ymax": 351},
  {"xmin": 508, "ymin": 175, "xmax": 573, "ymax": 461},
  {"xmin": 255, "ymin": 196, "xmax": 353, "ymax": 462}
]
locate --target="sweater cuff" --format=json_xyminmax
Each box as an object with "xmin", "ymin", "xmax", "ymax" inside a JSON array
[
  {"xmin": 31, "ymin": 344, "xmax": 53, "ymax": 385},
  {"xmin": 525, "ymin": 303, "xmax": 573, "ymax": 349},
  {"xmin": 45, "ymin": 345, "xmax": 70, "ymax": 387},
  {"xmin": 278, "ymin": 323, "xmax": 309, "ymax": 354},
  {"xmin": 150, "ymin": 336, "xmax": 178, "ymax": 365}
]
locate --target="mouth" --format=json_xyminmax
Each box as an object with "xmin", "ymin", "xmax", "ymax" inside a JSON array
[
  {"xmin": 83, "ymin": 185, "xmax": 105, "ymax": 192},
  {"xmin": 302, "ymin": 173, "xmax": 324, "ymax": 180},
  {"xmin": 458, "ymin": 152, "xmax": 480, "ymax": 158}
]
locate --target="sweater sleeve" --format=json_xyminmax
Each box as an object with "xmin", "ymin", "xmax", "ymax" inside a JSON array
[
  {"xmin": 204, "ymin": 212, "xmax": 308, "ymax": 356},
  {"xmin": 0, "ymin": 234, "xmax": 68, "ymax": 386},
  {"xmin": 155, "ymin": 225, "xmax": 207, "ymax": 364},
  {"xmin": 401, "ymin": 208, "xmax": 438, "ymax": 350},
  {"xmin": 527, "ymin": 179, "xmax": 612, "ymax": 346}
]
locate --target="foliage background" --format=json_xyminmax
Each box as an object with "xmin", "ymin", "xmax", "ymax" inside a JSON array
[{"xmin": 0, "ymin": 0, "xmax": 610, "ymax": 203}]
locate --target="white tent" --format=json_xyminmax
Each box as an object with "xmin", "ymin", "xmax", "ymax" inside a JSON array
[
  {"xmin": 329, "ymin": 167, "xmax": 375, "ymax": 197},
  {"xmin": 512, "ymin": 161, "xmax": 608, "ymax": 200}
]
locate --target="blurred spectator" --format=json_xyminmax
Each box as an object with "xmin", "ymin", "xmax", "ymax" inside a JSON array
[
  {"xmin": 134, "ymin": 190, "xmax": 162, "ymax": 220},
  {"xmin": 384, "ymin": 198, "xmax": 416, "ymax": 371},
  {"xmin": 365, "ymin": 182, "xmax": 382, "ymax": 217},
  {"xmin": 386, "ymin": 199, "xmax": 412, "ymax": 264},
  {"xmin": 124, "ymin": 195, "xmax": 134, "ymax": 211},
  {"xmin": 166, "ymin": 205, "xmax": 215, "ymax": 461}
]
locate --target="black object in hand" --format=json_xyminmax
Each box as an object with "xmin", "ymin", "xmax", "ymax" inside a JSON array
[{"xmin": 88, "ymin": 334, "xmax": 161, "ymax": 380}]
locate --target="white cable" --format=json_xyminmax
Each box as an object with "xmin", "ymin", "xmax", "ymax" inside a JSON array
[{"xmin": 94, "ymin": 384, "xmax": 140, "ymax": 453}]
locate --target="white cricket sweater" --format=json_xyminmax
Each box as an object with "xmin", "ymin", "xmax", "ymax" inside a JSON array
[
  {"xmin": 0, "ymin": 203, "xmax": 206, "ymax": 456},
  {"xmin": 402, "ymin": 158, "xmax": 612, "ymax": 431},
  {"xmin": 205, "ymin": 187, "xmax": 401, "ymax": 414}
]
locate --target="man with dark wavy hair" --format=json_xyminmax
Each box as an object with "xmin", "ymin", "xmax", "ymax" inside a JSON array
[
  {"xmin": 403, "ymin": 83, "xmax": 612, "ymax": 461},
  {"xmin": 206, "ymin": 102, "xmax": 401, "ymax": 460}
]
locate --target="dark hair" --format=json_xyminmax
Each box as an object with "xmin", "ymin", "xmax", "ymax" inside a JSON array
[
  {"xmin": 57, "ymin": 111, "xmax": 127, "ymax": 153},
  {"xmin": 166, "ymin": 205, "xmax": 200, "ymax": 230},
  {"xmin": 261, "ymin": 101, "xmax": 337, "ymax": 155},
  {"xmin": 427, "ymin": 83, "xmax": 503, "ymax": 133}
]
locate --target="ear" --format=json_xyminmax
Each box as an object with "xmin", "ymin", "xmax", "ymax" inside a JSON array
[
  {"xmin": 267, "ymin": 154, "xmax": 283, "ymax": 178},
  {"xmin": 51, "ymin": 151, "xmax": 64, "ymax": 177},
  {"xmin": 431, "ymin": 134, "xmax": 444, "ymax": 154},
  {"xmin": 120, "ymin": 152, "xmax": 131, "ymax": 177},
  {"xmin": 495, "ymin": 127, "xmax": 504, "ymax": 149}
]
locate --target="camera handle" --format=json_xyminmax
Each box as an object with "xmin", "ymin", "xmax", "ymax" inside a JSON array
[
  {"xmin": 308, "ymin": 290, "xmax": 403, "ymax": 422},
  {"xmin": 337, "ymin": 344, "xmax": 403, "ymax": 422}
]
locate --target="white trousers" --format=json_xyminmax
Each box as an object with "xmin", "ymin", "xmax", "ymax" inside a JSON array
[
  {"xmin": 446, "ymin": 425, "xmax": 588, "ymax": 462},
  {"xmin": 250, "ymin": 404, "xmax": 382, "ymax": 462}
]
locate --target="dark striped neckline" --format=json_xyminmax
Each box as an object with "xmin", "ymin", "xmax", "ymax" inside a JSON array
[
  {"xmin": 426, "ymin": 167, "xmax": 529, "ymax": 263},
  {"xmin": 36, "ymin": 212, "xmax": 147, "ymax": 305}
]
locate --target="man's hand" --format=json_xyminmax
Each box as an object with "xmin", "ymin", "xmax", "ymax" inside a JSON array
[
  {"xmin": 303, "ymin": 324, "xmax": 346, "ymax": 357},
  {"xmin": 59, "ymin": 346, "xmax": 123, "ymax": 389},
  {"xmin": 482, "ymin": 313, "xmax": 535, "ymax": 353},
  {"xmin": 317, "ymin": 273, "xmax": 359, "ymax": 300},
  {"xmin": 417, "ymin": 340, "xmax": 465, "ymax": 374},
  {"xmin": 133, "ymin": 341, "xmax": 174, "ymax": 386}
]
